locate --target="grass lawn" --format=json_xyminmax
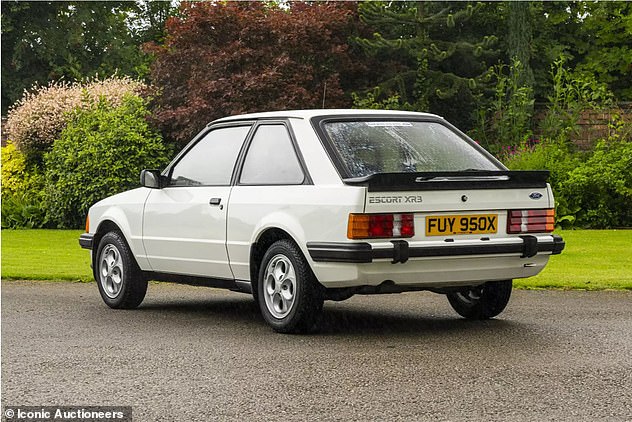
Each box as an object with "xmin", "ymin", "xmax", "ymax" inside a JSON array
[
  {"xmin": 1, "ymin": 229, "xmax": 92, "ymax": 281},
  {"xmin": 1, "ymin": 229, "xmax": 631, "ymax": 290},
  {"xmin": 513, "ymin": 229, "xmax": 632, "ymax": 290}
]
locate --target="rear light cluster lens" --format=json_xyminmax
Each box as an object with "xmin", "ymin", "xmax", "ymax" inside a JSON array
[
  {"xmin": 348, "ymin": 213, "xmax": 414, "ymax": 239},
  {"xmin": 507, "ymin": 209, "xmax": 555, "ymax": 234}
]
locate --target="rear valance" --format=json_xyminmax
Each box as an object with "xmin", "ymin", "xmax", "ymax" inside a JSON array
[{"xmin": 343, "ymin": 170, "xmax": 549, "ymax": 192}]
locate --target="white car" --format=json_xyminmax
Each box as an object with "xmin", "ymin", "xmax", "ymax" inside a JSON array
[{"xmin": 80, "ymin": 109, "xmax": 564, "ymax": 333}]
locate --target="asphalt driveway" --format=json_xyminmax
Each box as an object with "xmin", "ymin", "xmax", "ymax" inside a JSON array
[{"xmin": 2, "ymin": 280, "xmax": 631, "ymax": 421}]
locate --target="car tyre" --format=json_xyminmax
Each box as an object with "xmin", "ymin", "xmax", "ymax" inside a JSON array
[
  {"xmin": 95, "ymin": 231, "xmax": 147, "ymax": 309},
  {"xmin": 447, "ymin": 280, "xmax": 512, "ymax": 320},
  {"xmin": 257, "ymin": 239, "xmax": 324, "ymax": 333}
]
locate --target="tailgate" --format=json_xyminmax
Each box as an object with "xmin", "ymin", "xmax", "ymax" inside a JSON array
[{"xmin": 348, "ymin": 171, "xmax": 553, "ymax": 240}]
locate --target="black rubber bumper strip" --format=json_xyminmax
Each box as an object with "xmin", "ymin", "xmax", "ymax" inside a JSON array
[
  {"xmin": 307, "ymin": 235, "xmax": 565, "ymax": 264},
  {"xmin": 305, "ymin": 242, "xmax": 373, "ymax": 263},
  {"xmin": 79, "ymin": 233, "xmax": 94, "ymax": 250}
]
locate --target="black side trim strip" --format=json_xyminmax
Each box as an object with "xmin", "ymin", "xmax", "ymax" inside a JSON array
[
  {"xmin": 234, "ymin": 279, "xmax": 253, "ymax": 294},
  {"xmin": 79, "ymin": 233, "xmax": 94, "ymax": 250},
  {"xmin": 147, "ymin": 272, "xmax": 238, "ymax": 289},
  {"xmin": 306, "ymin": 242, "xmax": 372, "ymax": 263}
]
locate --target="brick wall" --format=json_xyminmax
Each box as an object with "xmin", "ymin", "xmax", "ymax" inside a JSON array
[
  {"xmin": 574, "ymin": 103, "xmax": 632, "ymax": 149},
  {"xmin": 534, "ymin": 102, "xmax": 632, "ymax": 150}
]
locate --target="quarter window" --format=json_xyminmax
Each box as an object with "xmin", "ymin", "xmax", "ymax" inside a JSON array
[
  {"xmin": 169, "ymin": 126, "xmax": 251, "ymax": 186},
  {"xmin": 239, "ymin": 125, "xmax": 305, "ymax": 185}
]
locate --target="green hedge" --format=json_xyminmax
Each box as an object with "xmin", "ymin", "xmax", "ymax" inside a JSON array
[
  {"xmin": 504, "ymin": 138, "xmax": 632, "ymax": 228},
  {"xmin": 44, "ymin": 95, "xmax": 171, "ymax": 228}
]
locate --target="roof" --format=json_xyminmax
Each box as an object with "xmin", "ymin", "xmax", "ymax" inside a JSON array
[{"xmin": 210, "ymin": 109, "xmax": 442, "ymax": 125}]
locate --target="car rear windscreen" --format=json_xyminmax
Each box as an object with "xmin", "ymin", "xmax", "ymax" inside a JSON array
[{"xmin": 322, "ymin": 120, "xmax": 500, "ymax": 178}]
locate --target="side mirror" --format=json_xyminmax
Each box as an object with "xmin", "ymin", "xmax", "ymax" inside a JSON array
[{"xmin": 140, "ymin": 169, "xmax": 163, "ymax": 189}]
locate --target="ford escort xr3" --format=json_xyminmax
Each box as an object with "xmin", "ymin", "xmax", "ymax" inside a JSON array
[{"xmin": 79, "ymin": 110, "xmax": 564, "ymax": 333}]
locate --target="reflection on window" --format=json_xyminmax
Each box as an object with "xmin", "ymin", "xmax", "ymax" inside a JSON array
[
  {"xmin": 169, "ymin": 126, "xmax": 251, "ymax": 186},
  {"xmin": 240, "ymin": 125, "xmax": 305, "ymax": 185},
  {"xmin": 323, "ymin": 121, "xmax": 499, "ymax": 178}
]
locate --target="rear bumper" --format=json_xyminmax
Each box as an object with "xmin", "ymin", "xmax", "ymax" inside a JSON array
[
  {"xmin": 307, "ymin": 234, "xmax": 565, "ymax": 264},
  {"xmin": 79, "ymin": 233, "xmax": 94, "ymax": 250}
]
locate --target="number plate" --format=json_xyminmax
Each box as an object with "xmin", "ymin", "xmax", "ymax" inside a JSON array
[{"xmin": 425, "ymin": 214, "xmax": 498, "ymax": 236}]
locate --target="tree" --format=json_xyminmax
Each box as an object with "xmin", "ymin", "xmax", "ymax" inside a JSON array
[
  {"xmin": 1, "ymin": 1, "xmax": 137, "ymax": 113},
  {"xmin": 528, "ymin": 2, "xmax": 632, "ymax": 102},
  {"xmin": 352, "ymin": 1, "xmax": 499, "ymax": 128},
  {"xmin": 0, "ymin": 1, "xmax": 177, "ymax": 114},
  {"xmin": 574, "ymin": 2, "xmax": 632, "ymax": 100},
  {"xmin": 129, "ymin": 0, "xmax": 179, "ymax": 45},
  {"xmin": 507, "ymin": 1, "xmax": 534, "ymax": 90},
  {"xmin": 146, "ymin": 1, "xmax": 372, "ymax": 144}
]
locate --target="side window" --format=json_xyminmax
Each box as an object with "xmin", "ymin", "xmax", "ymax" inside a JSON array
[
  {"xmin": 239, "ymin": 125, "xmax": 305, "ymax": 185},
  {"xmin": 169, "ymin": 126, "xmax": 251, "ymax": 186}
]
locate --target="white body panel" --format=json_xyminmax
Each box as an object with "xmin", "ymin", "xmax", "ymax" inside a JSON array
[
  {"xmin": 142, "ymin": 186, "xmax": 234, "ymax": 278},
  {"xmin": 365, "ymin": 187, "xmax": 551, "ymax": 215},
  {"xmin": 87, "ymin": 188, "xmax": 152, "ymax": 270},
  {"xmin": 227, "ymin": 185, "xmax": 364, "ymax": 280}
]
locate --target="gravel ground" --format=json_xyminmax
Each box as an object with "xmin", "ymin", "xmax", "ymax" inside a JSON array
[{"xmin": 2, "ymin": 280, "xmax": 631, "ymax": 421}]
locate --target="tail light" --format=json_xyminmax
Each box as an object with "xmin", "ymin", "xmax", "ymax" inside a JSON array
[
  {"xmin": 348, "ymin": 213, "xmax": 414, "ymax": 239},
  {"xmin": 507, "ymin": 209, "xmax": 555, "ymax": 234},
  {"xmin": 85, "ymin": 215, "xmax": 90, "ymax": 233}
]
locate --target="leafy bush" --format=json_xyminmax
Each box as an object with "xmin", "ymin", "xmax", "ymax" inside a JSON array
[
  {"xmin": 539, "ymin": 57, "xmax": 614, "ymax": 142},
  {"xmin": 1, "ymin": 191, "xmax": 48, "ymax": 229},
  {"xmin": 504, "ymin": 135, "xmax": 632, "ymax": 228},
  {"xmin": 1, "ymin": 142, "xmax": 42, "ymax": 195},
  {"xmin": 480, "ymin": 59, "xmax": 535, "ymax": 152},
  {"xmin": 503, "ymin": 139, "xmax": 581, "ymax": 227},
  {"xmin": 498, "ymin": 56, "xmax": 631, "ymax": 229},
  {"xmin": 560, "ymin": 139, "xmax": 632, "ymax": 228},
  {"xmin": 44, "ymin": 95, "xmax": 171, "ymax": 228},
  {"xmin": 1, "ymin": 142, "xmax": 48, "ymax": 228},
  {"xmin": 352, "ymin": 89, "xmax": 408, "ymax": 110},
  {"xmin": 5, "ymin": 76, "xmax": 147, "ymax": 161}
]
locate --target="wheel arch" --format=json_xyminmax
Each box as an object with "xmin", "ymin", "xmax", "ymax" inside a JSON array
[
  {"xmin": 249, "ymin": 227, "xmax": 313, "ymax": 298},
  {"xmin": 90, "ymin": 202, "xmax": 150, "ymax": 270},
  {"xmin": 92, "ymin": 218, "xmax": 145, "ymax": 270},
  {"xmin": 92, "ymin": 220, "xmax": 126, "ymax": 265},
  {"xmin": 94, "ymin": 219, "xmax": 122, "ymax": 246}
]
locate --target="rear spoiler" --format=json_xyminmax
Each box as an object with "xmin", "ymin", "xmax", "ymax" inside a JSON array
[{"xmin": 342, "ymin": 170, "xmax": 550, "ymax": 192}]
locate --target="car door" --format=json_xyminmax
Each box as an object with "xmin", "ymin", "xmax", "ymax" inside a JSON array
[
  {"xmin": 142, "ymin": 124, "xmax": 252, "ymax": 278},
  {"xmin": 226, "ymin": 122, "xmax": 310, "ymax": 281}
]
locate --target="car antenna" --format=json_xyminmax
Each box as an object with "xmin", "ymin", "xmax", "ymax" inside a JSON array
[{"xmin": 322, "ymin": 81, "xmax": 327, "ymax": 109}]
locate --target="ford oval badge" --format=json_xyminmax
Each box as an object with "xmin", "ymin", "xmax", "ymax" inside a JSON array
[{"xmin": 529, "ymin": 192, "xmax": 543, "ymax": 200}]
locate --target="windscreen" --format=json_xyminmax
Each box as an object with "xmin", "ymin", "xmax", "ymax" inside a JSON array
[{"xmin": 322, "ymin": 120, "xmax": 500, "ymax": 178}]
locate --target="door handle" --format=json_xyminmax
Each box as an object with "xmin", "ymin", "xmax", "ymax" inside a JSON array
[{"xmin": 209, "ymin": 198, "xmax": 222, "ymax": 206}]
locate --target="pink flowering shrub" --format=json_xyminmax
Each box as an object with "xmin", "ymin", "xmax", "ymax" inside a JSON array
[{"xmin": 5, "ymin": 76, "xmax": 147, "ymax": 159}]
